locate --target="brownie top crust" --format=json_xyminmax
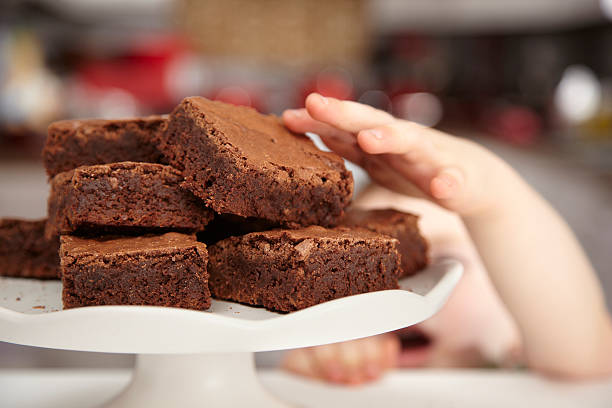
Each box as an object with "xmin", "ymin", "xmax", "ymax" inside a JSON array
[
  {"xmin": 251, "ymin": 226, "xmax": 390, "ymax": 241},
  {"xmin": 341, "ymin": 208, "xmax": 419, "ymax": 228},
  {"xmin": 181, "ymin": 97, "xmax": 348, "ymax": 175},
  {"xmin": 61, "ymin": 232, "xmax": 201, "ymax": 256},
  {"xmin": 65, "ymin": 160, "xmax": 180, "ymax": 180},
  {"xmin": 214, "ymin": 226, "xmax": 399, "ymax": 253}
]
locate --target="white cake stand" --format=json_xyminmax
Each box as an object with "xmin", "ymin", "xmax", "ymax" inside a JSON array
[{"xmin": 0, "ymin": 259, "xmax": 462, "ymax": 407}]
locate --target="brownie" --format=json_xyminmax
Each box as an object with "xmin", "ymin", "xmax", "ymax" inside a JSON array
[
  {"xmin": 340, "ymin": 208, "xmax": 428, "ymax": 277},
  {"xmin": 208, "ymin": 226, "xmax": 401, "ymax": 312},
  {"xmin": 160, "ymin": 97, "xmax": 353, "ymax": 227},
  {"xmin": 0, "ymin": 218, "xmax": 60, "ymax": 279},
  {"xmin": 43, "ymin": 115, "xmax": 167, "ymax": 178},
  {"xmin": 60, "ymin": 232, "xmax": 211, "ymax": 310},
  {"xmin": 46, "ymin": 161, "xmax": 213, "ymax": 239}
]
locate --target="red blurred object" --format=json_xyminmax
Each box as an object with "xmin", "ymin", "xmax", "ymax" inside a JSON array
[
  {"xmin": 75, "ymin": 35, "xmax": 193, "ymax": 111},
  {"xmin": 298, "ymin": 70, "xmax": 354, "ymax": 106},
  {"xmin": 483, "ymin": 105, "xmax": 542, "ymax": 146},
  {"xmin": 387, "ymin": 82, "xmax": 428, "ymax": 117}
]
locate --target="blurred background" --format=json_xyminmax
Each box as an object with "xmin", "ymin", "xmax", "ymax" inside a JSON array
[{"xmin": 1, "ymin": 0, "xmax": 611, "ymax": 368}]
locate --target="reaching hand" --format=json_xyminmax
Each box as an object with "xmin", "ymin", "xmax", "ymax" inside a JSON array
[{"xmin": 283, "ymin": 93, "xmax": 518, "ymax": 217}]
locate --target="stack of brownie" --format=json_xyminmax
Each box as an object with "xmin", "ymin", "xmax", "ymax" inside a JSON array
[{"xmin": 0, "ymin": 96, "xmax": 428, "ymax": 313}]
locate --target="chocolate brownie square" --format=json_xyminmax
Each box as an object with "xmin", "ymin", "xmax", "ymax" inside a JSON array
[
  {"xmin": 340, "ymin": 208, "xmax": 428, "ymax": 277},
  {"xmin": 0, "ymin": 218, "xmax": 60, "ymax": 279},
  {"xmin": 43, "ymin": 115, "xmax": 167, "ymax": 178},
  {"xmin": 160, "ymin": 97, "xmax": 353, "ymax": 227},
  {"xmin": 46, "ymin": 161, "xmax": 213, "ymax": 239},
  {"xmin": 208, "ymin": 226, "xmax": 401, "ymax": 312},
  {"xmin": 60, "ymin": 232, "xmax": 210, "ymax": 310}
]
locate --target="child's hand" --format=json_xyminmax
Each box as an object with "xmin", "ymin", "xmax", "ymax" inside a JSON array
[
  {"xmin": 281, "ymin": 333, "xmax": 399, "ymax": 385},
  {"xmin": 283, "ymin": 94, "xmax": 518, "ymax": 217}
]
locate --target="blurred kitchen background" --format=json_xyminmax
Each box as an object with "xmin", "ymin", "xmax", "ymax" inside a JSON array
[{"xmin": 1, "ymin": 0, "xmax": 611, "ymax": 367}]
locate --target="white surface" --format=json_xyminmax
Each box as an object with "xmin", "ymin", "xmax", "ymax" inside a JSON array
[
  {"xmin": 1, "ymin": 368, "xmax": 611, "ymax": 408},
  {"xmin": 0, "ymin": 260, "xmax": 462, "ymax": 354}
]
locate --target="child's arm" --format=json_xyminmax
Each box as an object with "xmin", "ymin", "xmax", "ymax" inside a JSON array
[
  {"xmin": 463, "ymin": 176, "xmax": 612, "ymax": 378},
  {"xmin": 283, "ymin": 94, "xmax": 612, "ymax": 379}
]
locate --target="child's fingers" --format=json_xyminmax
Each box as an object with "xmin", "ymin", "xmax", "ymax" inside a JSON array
[
  {"xmin": 383, "ymin": 333, "xmax": 401, "ymax": 369},
  {"xmin": 305, "ymin": 93, "xmax": 395, "ymax": 134},
  {"xmin": 337, "ymin": 340, "xmax": 368, "ymax": 384},
  {"xmin": 430, "ymin": 167, "xmax": 465, "ymax": 201},
  {"xmin": 311, "ymin": 344, "xmax": 345, "ymax": 382},
  {"xmin": 287, "ymin": 96, "xmax": 471, "ymax": 208},
  {"xmin": 283, "ymin": 108, "xmax": 365, "ymax": 165},
  {"xmin": 361, "ymin": 337, "xmax": 389, "ymax": 380},
  {"xmin": 282, "ymin": 109, "xmax": 354, "ymax": 144},
  {"xmin": 283, "ymin": 337, "xmax": 394, "ymax": 385},
  {"xmin": 356, "ymin": 121, "xmax": 440, "ymax": 156},
  {"xmin": 318, "ymin": 135, "xmax": 365, "ymax": 166},
  {"xmin": 281, "ymin": 348, "xmax": 318, "ymax": 378},
  {"xmin": 356, "ymin": 122, "xmax": 468, "ymax": 203}
]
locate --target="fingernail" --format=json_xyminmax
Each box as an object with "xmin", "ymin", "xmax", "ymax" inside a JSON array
[
  {"xmin": 362, "ymin": 129, "xmax": 384, "ymax": 140},
  {"xmin": 314, "ymin": 93, "xmax": 329, "ymax": 105}
]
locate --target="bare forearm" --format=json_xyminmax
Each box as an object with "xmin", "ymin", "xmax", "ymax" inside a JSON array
[{"xmin": 463, "ymin": 172, "xmax": 612, "ymax": 377}]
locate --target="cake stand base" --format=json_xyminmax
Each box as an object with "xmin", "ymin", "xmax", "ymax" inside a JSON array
[{"xmin": 101, "ymin": 353, "xmax": 289, "ymax": 408}]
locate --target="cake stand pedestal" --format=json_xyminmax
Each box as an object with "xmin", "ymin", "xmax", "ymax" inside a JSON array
[
  {"xmin": 107, "ymin": 353, "xmax": 286, "ymax": 407},
  {"xmin": 0, "ymin": 259, "xmax": 462, "ymax": 408}
]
